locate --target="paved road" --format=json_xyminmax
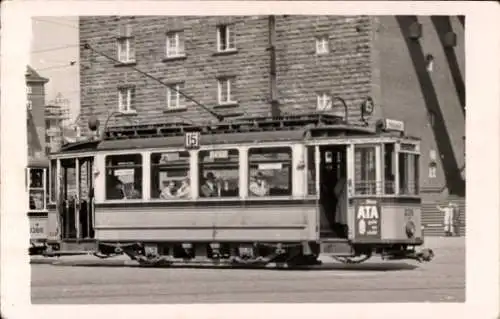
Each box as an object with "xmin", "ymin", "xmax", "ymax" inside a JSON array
[{"xmin": 31, "ymin": 238, "xmax": 465, "ymax": 304}]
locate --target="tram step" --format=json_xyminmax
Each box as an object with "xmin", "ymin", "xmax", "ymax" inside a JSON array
[
  {"xmin": 319, "ymin": 240, "xmax": 353, "ymax": 256},
  {"xmin": 60, "ymin": 241, "xmax": 98, "ymax": 252}
]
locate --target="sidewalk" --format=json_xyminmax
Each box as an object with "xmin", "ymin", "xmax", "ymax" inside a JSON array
[
  {"xmin": 30, "ymin": 254, "xmax": 134, "ymax": 267},
  {"xmin": 30, "ymin": 237, "xmax": 465, "ymax": 267}
]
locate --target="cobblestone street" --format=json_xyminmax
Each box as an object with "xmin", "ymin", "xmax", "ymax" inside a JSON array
[{"xmin": 31, "ymin": 237, "xmax": 465, "ymax": 304}]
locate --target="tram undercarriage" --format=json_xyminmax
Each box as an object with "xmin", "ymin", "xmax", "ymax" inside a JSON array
[{"xmin": 93, "ymin": 240, "xmax": 434, "ymax": 268}]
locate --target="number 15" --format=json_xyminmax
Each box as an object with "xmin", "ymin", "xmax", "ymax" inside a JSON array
[{"xmin": 185, "ymin": 132, "xmax": 200, "ymax": 149}]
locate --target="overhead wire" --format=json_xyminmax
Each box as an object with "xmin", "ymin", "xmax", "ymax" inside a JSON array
[{"xmin": 82, "ymin": 42, "xmax": 224, "ymax": 122}]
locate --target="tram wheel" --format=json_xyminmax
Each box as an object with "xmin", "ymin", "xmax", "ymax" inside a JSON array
[{"xmin": 332, "ymin": 254, "xmax": 371, "ymax": 264}]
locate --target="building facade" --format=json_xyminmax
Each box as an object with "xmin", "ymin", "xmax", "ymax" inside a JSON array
[
  {"xmin": 26, "ymin": 66, "xmax": 49, "ymax": 160},
  {"xmin": 45, "ymin": 93, "xmax": 71, "ymax": 154},
  {"xmin": 78, "ymin": 15, "xmax": 465, "ymax": 235}
]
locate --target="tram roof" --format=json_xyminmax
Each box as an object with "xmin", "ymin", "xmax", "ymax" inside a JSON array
[
  {"xmin": 28, "ymin": 157, "xmax": 50, "ymax": 167},
  {"xmin": 56, "ymin": 113, "xmax": 418, "ymax": 154}
]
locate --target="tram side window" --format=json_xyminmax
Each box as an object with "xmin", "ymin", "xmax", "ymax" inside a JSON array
[
  {"xmin": 105, "ymin": 154, "xmax": 143, "ymax": 200},
  {"xmin": 248, "ymin": 147, "xmax": 292, "ymax": 197},
  {"xmin": 307, "ymin": 146, "xmax": 317, "ymax": 195},
  {"xmin": 50, "ymin": 160, "xmax": 57, "ymax": 202},
  {"xmin": 354, "ymin": 146, "xmax": 377, "ymax": 195},
  {"xmin": 384, "ymin": 144, "xmax": 396, "ymax": 194},
  {"xmin": 199, "ymin": 149, "xmax": 239, "ymax": 198},
  {"xmin": 399, "ymin": 152, "xmax": 419, "ymax": 195},
  {"xmin": 151, "ymin": 151, "xmax": 191, "ymax": 199},
  {"xmin": 29, "ymin": 168, "xmax": 46, "ymax": 210}
]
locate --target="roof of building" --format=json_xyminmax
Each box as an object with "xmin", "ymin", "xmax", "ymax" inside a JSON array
[{"xmin": 26, "ymin": 65, "xmax": 49, "ymax": 84}]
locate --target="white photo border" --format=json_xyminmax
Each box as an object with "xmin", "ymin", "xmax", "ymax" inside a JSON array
[{"xmin": 1, "ymin": 1, "xmax": 499, "ymax": 319}]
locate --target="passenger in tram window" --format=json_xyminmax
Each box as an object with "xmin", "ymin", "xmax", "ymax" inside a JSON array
[
  {"xmin": 107, "ymin": 177, "xmax": 126, "ymax": 200},
  {"xmin": 30, "ymin": 191, "xmax": 44, "ymax": 210},
  {"xmin": 176, "ymin": 177, "xmax": 191, "ymax": 199},
  {"xmin": 201, "ymin": 172, "xmax": 219, "ymax": 197},
  {"xmin": 127, "ymin": 184, "xmax": 142, "ymax": 199},
  {"xmin": 160, "ymin": 180, "xmax": 177, "ymax": 199},
  {"xmin": 249, "ymin": 172, "xmax": 270, "ymax": 197}
]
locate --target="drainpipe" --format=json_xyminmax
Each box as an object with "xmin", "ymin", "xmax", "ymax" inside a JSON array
[{"xmin": 268, "ymin": 15, "xmax": 280, "ymax": 118}]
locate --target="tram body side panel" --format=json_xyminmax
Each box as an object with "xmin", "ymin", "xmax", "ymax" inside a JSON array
[
  {"xmin": 347, "ymin": 197, "xmax": 423, "ymax": 242},
  {"xmin": 93, "ymin": 201, "xmax": 318, "ymax": 242},
  {"xmin": 28, "ymin": 213, "xmax": 49, "ymax": 242},
  {"xmin": 46, "ymin": 205, "xmax": 59, "ymax": 242}
]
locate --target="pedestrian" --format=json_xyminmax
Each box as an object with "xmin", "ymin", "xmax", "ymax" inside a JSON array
[{"xmin": 437, "ymin": 202, "xmax": 458, "ymax": 237}]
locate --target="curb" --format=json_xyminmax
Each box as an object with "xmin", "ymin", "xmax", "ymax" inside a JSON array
[{"xmin": 51, "ymin": 259, "xmax": 137, "ymax": 267}]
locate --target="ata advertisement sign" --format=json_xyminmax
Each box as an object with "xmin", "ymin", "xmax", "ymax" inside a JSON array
[
  {"xmin": 30, "ymin": 218, "xmax": 48, "ymax": 240},
  {"xmin": 354, "ymin": 199, "xmax": 381, "ymax": 239}
]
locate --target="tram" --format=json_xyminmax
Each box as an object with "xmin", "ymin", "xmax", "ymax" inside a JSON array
[
  {"xmin": 27, "ymin": 157, "xmax": 50, "ymax": 255},
  {"xmin": 44, "ymin": 113, "xmax": 434, "ymax": 266}
]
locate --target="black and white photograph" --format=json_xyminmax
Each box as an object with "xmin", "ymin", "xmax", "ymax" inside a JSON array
[{"xmin": 1, "ymin": 1, "xmax": 499, "ymax": 319}]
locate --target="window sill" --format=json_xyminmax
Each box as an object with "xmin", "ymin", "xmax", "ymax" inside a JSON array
[
  {"xmin": 162, "ymin": 55, "xmax": 187, "ymax": 62},
  {"xmin": 214, "ymin": 102, "xmax": 239, "ymax": 109},
  {"xmin": 163, "ymin": 107, "xmax": 188, "ymax": 114},
  {"xmin": 117, "ymin": 111, "xmax": 138, "ymax": 116},
  {"xmin": 213, "ymin": 49, "xmax": 238, "ymax": 57},
  {"xmin": 114, "ymin": 61, "xmax": 137, "ymax": 67}
]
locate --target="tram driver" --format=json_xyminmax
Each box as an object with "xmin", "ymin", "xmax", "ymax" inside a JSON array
[{"xmin": 249, "ymin": 171, "xmax": 270, "ymax": 197}]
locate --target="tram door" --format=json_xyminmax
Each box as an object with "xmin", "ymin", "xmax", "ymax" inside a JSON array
[
  {"xmin": 319, "ymin": 145, "xmax": 348, "ymax": 238},
  {"xmin": 59, "ymin": 157, "xmax": 95, "ymax": 240}
]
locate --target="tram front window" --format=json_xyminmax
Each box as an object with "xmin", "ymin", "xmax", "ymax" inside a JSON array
[
  {"xmin": 199, "ymin": 149, "xmax": 239, "ymax": 198},
  {"xmin": 248, "ymin": 147, "xmax": 292, "ymax": 197},
  {"xmin": 105, "ymin": 154, "xmax": 143, "ymax": 200},
  {"xmin": 354, "ymin": 146, "xmax": 377, "ymax": 195},
  {"xmin": 399, "ymin": 152, "xmax": 419, "ymax": 195},
  {"xmin": 384, "ymin": 143, "xmax": 396, "ymax": 194},
  {"xmin": 307, "ymin": 146, "xmax": 317, "ymax": 195},
  {"xmin": 28, "ymin": 168, "xmax": 47, "ymax": 210},
  {"xmin": 151, "ymin": 151, "xmax": 191, "ymax": 199}
]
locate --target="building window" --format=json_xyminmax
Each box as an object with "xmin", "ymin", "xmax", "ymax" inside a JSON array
[
  {"xmin": 27, "ymin": 99, "xmax": 33, "ymax": 110},
  {"xmin": 117, "ymin": 37, "xmax": 135, "ymax": 63},
  {"xmin": 248, "ymin": 147, "xmax": 292, "ymax": 197},
  {"xmin": 199, "ymin": 149, "xmax": 239, "ymax": 198},
  {"xmin": 166, "ymin": 83, "xmax": 185, "ymax": 110},
  {"xmin": 151, "ymin": 152, "xmax": 191, "ymax": 199},
  {"xmin": 429, "ymin": 165, "xmax": 437, "ymax": 178},
  {"xmin": 27, "ymin": 86, "xmax": 32, "ymax": 95},
  {"xmin": 316, "ymin": 36, "xmax": 329, "ymax": 54},
  {"xmin": 105, "ymin": 154, "xmax": 142, "ymax": 200},
  {"xmin": 217, "ymin": 25, "xmax": 235, "ymax": 52},
  {"xmin": 217, "ymin": 78, "xmax": 236, "ymax": 105},
  {"xmin": 166, "ymin": 31, "xmax": 185, "ymax": 57},
  {"xmin": 118, "ymin": 86, "xmax": 136, "ymax": 113},
  {"xmin": 428, "ymin": 111, "xmax": 435, "ymax": 126},
  {"xmin": 317, "ymin": 93, "xmax": 332, "ymax": 111}
]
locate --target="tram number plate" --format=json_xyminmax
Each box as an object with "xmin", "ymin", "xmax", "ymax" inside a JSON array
[
  {"xmin": 30, "ymin": 220, "xmax": 47, "ymax": 239},
  {"xmin": 184, "ymin": 132, "xmax": 200, "ymax": 149}
]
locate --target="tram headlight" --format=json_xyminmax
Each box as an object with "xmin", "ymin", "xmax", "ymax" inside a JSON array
[{"xmin": 405, "ymin": 221, "xmax": 416, "ymax": 238}]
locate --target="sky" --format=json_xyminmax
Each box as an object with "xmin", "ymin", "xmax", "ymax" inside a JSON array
[{"xmin": 30, "ymin": 16, "xmax": 80, "ymax": 122}]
